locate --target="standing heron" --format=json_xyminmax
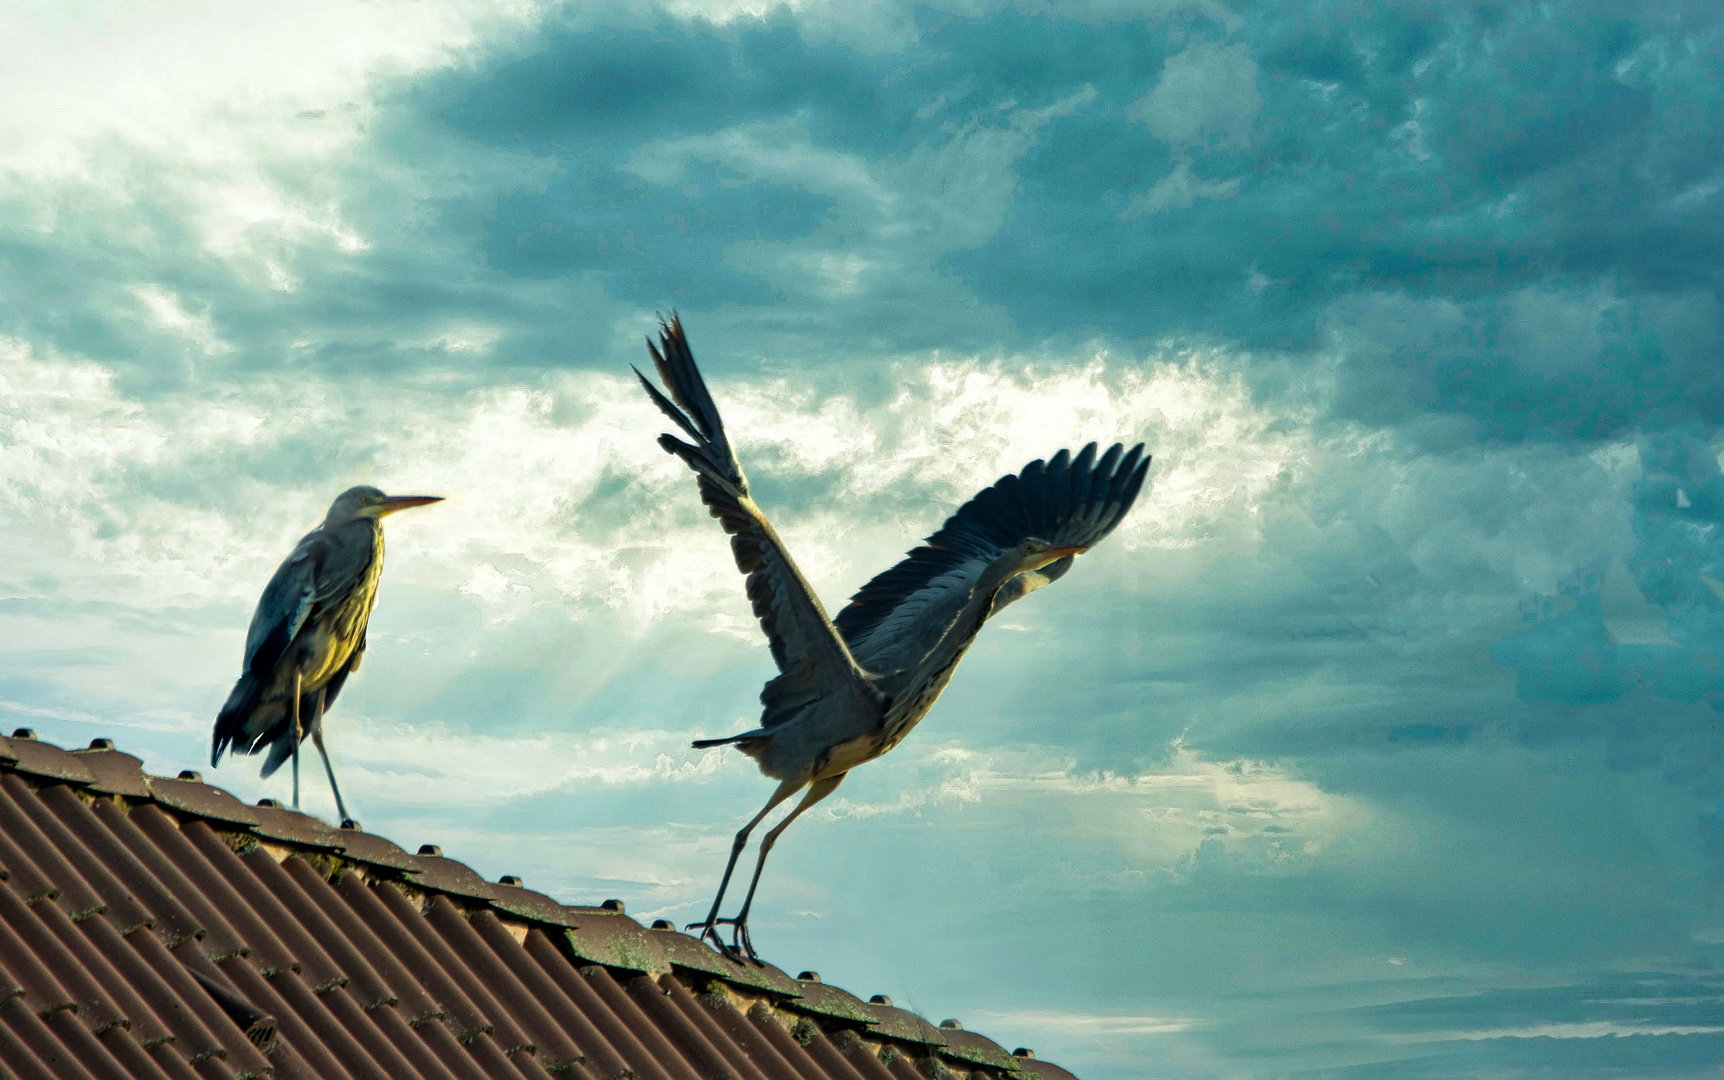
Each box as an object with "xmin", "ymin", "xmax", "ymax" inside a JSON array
[
  {"xmin": 636, "ymin": 317, "xmax": 1150, "ymax": 959},
  {"xmin": 211, "ymin": 486, "xmax": 442, "ymax": 822}
]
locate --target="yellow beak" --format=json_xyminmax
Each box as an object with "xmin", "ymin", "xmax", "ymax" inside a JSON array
[{"xmin": 377, "ymin": 495, "xmax": 444, "ymax": 517}]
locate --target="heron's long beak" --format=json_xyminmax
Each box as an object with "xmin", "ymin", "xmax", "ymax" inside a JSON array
[
  {"xmin": 377, "ymin": 495, "xmax": 444, "ymax": 517},
  {"xmin": 1045, "ymin": 544, "xmax": 1089, "ymax": 559}
]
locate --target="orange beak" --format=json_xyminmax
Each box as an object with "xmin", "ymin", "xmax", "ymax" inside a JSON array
[
  {"xmin": 1044, "ymin": 545, "xmax": 1089, "ymax": 559},
  {"xmin": 377, "ymin": 495, "xmax": 444, "ymax": 517}
]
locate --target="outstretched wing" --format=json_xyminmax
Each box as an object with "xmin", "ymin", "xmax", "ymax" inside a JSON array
[
  {"xmin": 636, "ymin": 316, "xmax": 873, "ymax": 727},
  {"xmin": 834, "ymin": 442, "xmax": 1150, "ymax": 663}
]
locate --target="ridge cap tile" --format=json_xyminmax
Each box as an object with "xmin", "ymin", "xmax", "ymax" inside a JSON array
[
  {"xmin": 1, "ymin": 736, "xmax": 95, "ymax": 784},
  {"xmin": 146, "ymin": 773, "xmax": 262, "ymax": 825},
  {"xmin": 1014, "ymin": 1058, "xmax": 1082, "ymax": 1079},
  {"xmin": 867, "ymin": 1002, "xmax": 953, "ymax": 1046},
  {"xmin": 322, "ymin": 826, "xmax": 424, "ymax": 873},
  {"xmin": 408, "ymin": 850, "xmax": 502, "ymax": 900},
  {"xmin": 488, "ymin": 881, "xmax": 582, "ymax": 929},
  {"xmin": 562, "ymin": 910, "xmax": 670, "ymax": 974},
  {"xmin": 248, "ymin": 803, "xmax": 348, "ymax": 852},
  {"xmin": 783, "ymin": 977, "xmax": 881, "ymax": 1025},
  {"xmin": 935, "ymin": 1024, "xmax": 1022, "ymax": 1070},
  {"xmin": 651, "ymin": 927, "xmax": 807, "ymax": 996},
  {"xmin": 68, "ymin": 746, "xmax": 152, "ymax": 798}
]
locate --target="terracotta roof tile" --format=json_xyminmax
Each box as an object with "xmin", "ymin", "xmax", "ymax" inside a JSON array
[{"xmin": 0, "ymin": 735, "xmax": 1080, "ymax": 1078}]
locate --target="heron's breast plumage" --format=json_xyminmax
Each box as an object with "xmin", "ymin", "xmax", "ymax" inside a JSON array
[{"xmin": 296, "ymin": 527, "xmax": 384, "ymax": 690}]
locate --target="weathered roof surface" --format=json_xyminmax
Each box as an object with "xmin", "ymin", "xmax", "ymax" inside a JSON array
[{"xmin": 0, "ymin": 732, "xmax": 1079, "ymax": 1080}]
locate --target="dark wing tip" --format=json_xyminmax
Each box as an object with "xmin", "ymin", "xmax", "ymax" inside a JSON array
[
  {"xmin": 1113, "ymin": 456, "xmax": 1152, "ymax": 527},
  {"xmin": 832, "ymin": 438, "xmax": 1153, "ymax": 648}
]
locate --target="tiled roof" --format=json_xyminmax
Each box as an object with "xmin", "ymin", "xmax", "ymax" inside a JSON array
[{"xmin": 0, "ymin": 732, "xmax": 1080, "ymax": 1080}]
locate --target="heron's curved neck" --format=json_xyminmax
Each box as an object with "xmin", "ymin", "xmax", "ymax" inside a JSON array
[{"xmin": 891, "ymin": 578, "xmax": 1000, "ymax": 694}]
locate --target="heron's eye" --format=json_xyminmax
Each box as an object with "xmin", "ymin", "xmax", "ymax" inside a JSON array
[{"xmin": 1026, "ymin": 542, "xmax": 1047, "ymax": 555}]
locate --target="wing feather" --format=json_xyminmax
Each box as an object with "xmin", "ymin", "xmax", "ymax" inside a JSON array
[
  {"xmin": 211, "ymin": 525, "xmax": 374, "ymax": 765},
  {"xmin": 637, "ymin": 316, "xmax": 871, "ymax": 729},
  {"xmin": 834, "ymin": 441, "xmax": 1151, "ymax": 655},
  {"xmin": 212, "ymin": 540, "xmax": 324, "ymax": 764}
]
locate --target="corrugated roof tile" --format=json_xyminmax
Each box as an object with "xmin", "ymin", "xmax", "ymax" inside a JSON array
[{"xmin": 0, "ymin": 737, "xmax": 1085, "ymax": 1079}]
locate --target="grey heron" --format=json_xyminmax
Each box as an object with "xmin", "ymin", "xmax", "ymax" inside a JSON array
[
  {"xmin": 211, "ymin": 486, "xmax": 442, "ymax": 821},
  {"xmin": 636, "ymin": 317, "xmax": 1150, "ymax": 959}
]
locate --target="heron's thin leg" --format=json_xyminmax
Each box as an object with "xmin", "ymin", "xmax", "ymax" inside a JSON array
[
  {"xmin": 730, "ymin": 772, "xmax": 846, "ymax": 962},
  {"xmin": 690, "ymin": 777, "xmax": 804, "ymax": 951},
  {"xmin": 290, "ymin": 672, "xmax": 302, "ymax": 810},
  {"xmin": 309, "ymin": 693, "xmax": 350, "ymax": 825}
]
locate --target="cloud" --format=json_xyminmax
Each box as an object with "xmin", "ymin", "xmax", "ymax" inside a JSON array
[
  {"xmin": 819, "ymin": 737, "xmax": 1360, "ymax": 876},
  {"xmin": 1127, "ymin": 40, "xmax": 1261, "ymax": 149},
  {"xmin": 1122, "ymin": 160, "xmax": 1241, "ymax": 217}
]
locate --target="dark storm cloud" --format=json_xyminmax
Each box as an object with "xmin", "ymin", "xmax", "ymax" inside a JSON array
[
  {"xmin": 9, "ymin": 0, "xmax": 1717, "ymax": 437},
  {"xmin": 1498, "ymin": 427, "xmax": 1724, "ymax": 709},
  {"xmin": 365, "ymin": 0, "xmax": 1723, "ymax": 437}
]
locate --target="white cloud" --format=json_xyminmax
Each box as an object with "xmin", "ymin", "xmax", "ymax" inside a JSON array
[
  {"xmin": 0, "ymin": 0, "xmax": 537, "ymax": 181},
  {"xmin": 1123, "ymin": 159, "xmax": 1241, "ymax": 217},
  {"xmin": 1127, "ymin": 41, "xmax": 1261, "ymax": 150},
  {"xmin": 820, "ymin": 737, "xmax": 1359, "ymax": 874},
  {"xmin": 3, "ymin": 327, "xmax": 1309, "ymax": 620},
  {"xmin": 1389, "ymin": 1022, "xmax": 1724, "ymax": 1043},
  {"xmin": 0, "ymin": 0, "xmax": 546, "ymax": 300},
  {"xmin": 625, "ymin": 88, "xmax": 1096, "ymax": 304},
  {"xmin": 327, "ymin": 720, "xmax": 731, "ymax": 805},
  {"xmin": 971, "ymin": 1008, "xmax": 1196, "ymax": 1036}
]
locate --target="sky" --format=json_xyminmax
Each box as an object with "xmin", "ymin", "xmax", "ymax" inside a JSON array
[{"xmin": 2, "ymin": 1, "xmax": 1723, "ymax": 1076}]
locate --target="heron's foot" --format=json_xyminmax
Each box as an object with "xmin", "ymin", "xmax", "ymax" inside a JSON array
[
  {"xmin": 685, "ymin": 917, "xmax": 762, "ymax": 963},
  {"xmin": 687, "ymin": 917, "xmax": 729, "ymax": 955},
  {"xmin": 730, "ymin": 919, "xmax": 761, "ymax": 964}
]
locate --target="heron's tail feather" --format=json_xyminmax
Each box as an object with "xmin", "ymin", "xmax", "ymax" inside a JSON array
[
  {"xmin": 211, "ymin": 674, "xmax": 265, "ymax": 767},
  {"xmin": 635, "ymin": 314, "xmax": 749, "ymax": 497},
  {"xmin": 256, "ymin": 697, "xmax": 320, "ymax": 778},
  {"xmin": 257, "ymin": 727, "xmax": 302, "ymax": 779},
  {"xmin": 692, "ymin": 727, "xmax": 769, "ymax": 750}
]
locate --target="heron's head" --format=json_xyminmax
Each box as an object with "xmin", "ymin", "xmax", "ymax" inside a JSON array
[
  {"xmin": 1014, "ymin": 539, "xmax": 1089, "ymax": 574},
  {"xmin": 327, "ymin": 485, "xmax": 445, "ymax": 524},
  {"xmin": 987, "ymin": 539, "xmax": 1088, "ymax": 615}
]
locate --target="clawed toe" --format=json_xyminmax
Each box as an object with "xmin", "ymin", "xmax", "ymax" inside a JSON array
[{"xmin": 687, "ymin": 916, "xmax": 762, "ymax": 962}]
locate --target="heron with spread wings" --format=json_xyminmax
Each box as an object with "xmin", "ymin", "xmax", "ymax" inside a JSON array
[
  {"xmin": 637, "ymin": 317, "xmax": 1150, "ymax": 959},
  {"xmin": 211, "ymin": 486, "xmax": 442, "ymax": 822}
]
